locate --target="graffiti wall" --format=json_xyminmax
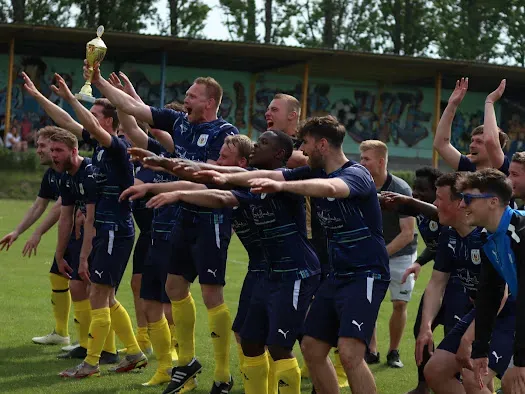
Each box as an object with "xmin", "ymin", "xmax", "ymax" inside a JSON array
[{"xmin": 0, "ymin": 53, "xmax": 521, "ymax": 160}]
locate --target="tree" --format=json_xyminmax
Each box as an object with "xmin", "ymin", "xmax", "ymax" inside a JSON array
[
  {"xmin": 434, "ymin": 0, "xmax": 504, "ymax": 61},
  {"xmin": 263, "ymin": 0, "xmax": 297, "ymax": 44},
  {"xmin": 7, "ymin": 0, "xmax": 70, "ymax": 25},
  {"xmin": 502, "ymin": 0, "xmax": 525, "ymax": 66},
  {"xmin": 219, "ymin": 0, "xmax": 257, "ymax": 42},
  {"xmin": 166, "ymin": 0, "xmax": 210, "ymax": 38}
]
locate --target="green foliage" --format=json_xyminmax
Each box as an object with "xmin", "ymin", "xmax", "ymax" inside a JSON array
[
  {"xmin": 160, "ymin": 0, "xmax": 210, "ymax": 38},
  {"xmin": 2, "ymin": 0, "xmax": 71, "ymax": 25},
  {"xmin": 502, "ymin": 0, "xmax": 525, "ymax": 67},
  {"xmin": 219, "ymin": 0, "xmax": 258, "ymax": 41},
  {"xmin": 0, "ymin": 170, "xmax": 45, "ymax": 200},
  {"xmin": 391, "ymin": 170, "xmax": 415, "ymax": 187},
  {"xmin": 0, "ymin": 148, "xmax": 41, "ymax": 172}
]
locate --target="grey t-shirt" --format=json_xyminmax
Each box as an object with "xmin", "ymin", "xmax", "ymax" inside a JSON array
[{"xmin": 379, "ymin": 173, "xmax": 418, "ymax": 258}]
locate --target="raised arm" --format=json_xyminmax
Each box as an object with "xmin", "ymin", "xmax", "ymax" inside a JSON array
[
  {"xmin": 193, "ymin": 169, "xmax": 285, "ymax": 188},
  {"xmin": 118, "ymin": 109, "xmax": 148, "ymax": 149},
  {"xmin": 147, "ymin": 189, "xmax": 240, "ymax": 210},
  {"xmin": 433, "ymin": 78, "xmax": 469, "ymax": 170},
  {"xmin": 484, "ymin": 79, "xmax": 506, "ymax": 169},
  {"xmin": 380, "ymin": 192, "xmax": 438, "ymax": 221},
  {"xmin": 21, "ymin": 72, "xmax": 83, "ymax": 138},
  {"xmin": 119, "ymin": 180, "xmax": 207, "ymax": 202},
  {"xmin": 86, "ymin": 63, "xmax": 153, "ymax": 124}
]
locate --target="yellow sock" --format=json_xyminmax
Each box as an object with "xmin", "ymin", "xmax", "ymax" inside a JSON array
[
  {"xmin": 149, "ymin": 317, "xmax": 172, "ymax": 371},
  {"xmin": 50, "ymin": 273, "xmax": 71, "ymax": 337},
  {"xmin": 103, "ymin": 329, "xmax": 117, "ymax": 354},
  {"xmin": 208, "ymin": 303, "xmax": 232, "ymax": 382},
  {"xmin": 137, "ymin": 326, "xmax": 151, "ymax": 352},
  {"xmin": 171, "ymin": 294, "xmax": 196, "ymax": 365},
  {"xmin": 110, "ymin": 302, "xmax": 141, "ymax": 355},
  {"xmin": 85, "ymin": 307, "xmax": 111, "ymax": 366},
  {"xmin": 237, "ymin": 342, "xmax": 245, "ymax": 372},
  {"xmin": 268, "ymin": 353, "xmax": 278, "ymax": 394},
  {"xmin": 333, "ymin": 349, "xmax": 349, "ymax": 388},
  {"xmin": 242, "ymin": 352, "xmax": 269, "ymax": 394},
  {"xmin": 169, "ymin": 324, "xmax": 178, "ymax": 361},
  {"xmin": 274, "ymin": 358, "xmax": 301, "ymax": 394},
  {"xmin": 73, "ymin": 299, "xmax": 92, "ymax": 349}
]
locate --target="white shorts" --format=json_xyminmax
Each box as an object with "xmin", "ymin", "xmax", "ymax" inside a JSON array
[{"xmin": 389, "ymin": 252, "xmax": 417, "ymax": 302}]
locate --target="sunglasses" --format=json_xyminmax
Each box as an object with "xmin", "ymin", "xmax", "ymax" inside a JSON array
[{"xmin": 460, "ymin": 193, "xmax": 496, "ymax": 206}]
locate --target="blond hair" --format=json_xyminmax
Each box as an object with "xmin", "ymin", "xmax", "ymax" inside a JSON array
[
  {"xmin": 37, "ymin": 125, "xmax": 64, "ymax": 140},
  {"xmin": 224, "ymin": 134, "xmax": 253, "ymax": 161},
  {"xmin": 512, "ymin": 151, "xmax": 525, "ymax": 165},
  {"xmin": 274, "ymin": 93, "xmax": 301, "ymax": 118},
  {"xmin": 359, "ymin": 140, "xmax": 388, "ymax": 159},
  {"xmin": 49, "ymin": 128, "xmax": 79, "ymax": 150},
  {"xmin": 194, "ymin": 77, "xmax": 223, "ymax": 108}
]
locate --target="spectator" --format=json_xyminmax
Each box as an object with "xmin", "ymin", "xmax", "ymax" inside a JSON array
[
  {"xmin": 5, "ymin": 126, "xmax": 28, "ymax": 152},
  {"xmin": 20, "ymin": 116, "xmax": 35, "ymax": 146}
]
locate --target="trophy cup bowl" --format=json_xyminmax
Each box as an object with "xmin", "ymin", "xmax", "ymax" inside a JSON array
[{"xmin": 75, "ymin": 25, "xmax": 107, "ymax": 103}]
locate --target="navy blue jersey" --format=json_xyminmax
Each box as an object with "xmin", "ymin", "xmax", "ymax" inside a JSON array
[
  {"xmin": 434, "ymin": 226, "xmax": 486, "ymax": 299},
  {"xmin": 458, "ymin": 155, "xmax": 510, "ymax": 175},
  {"xmin": 231, "ymin": 186, "xmax": 320, "ymax": 280},
  {"xmin": 82, "ymin": 130, "xmax": 134, "ymax": 234},
  {"xmin": 38, "ymin": 168, "xmax": 62, "ymax": 201},
  {"xmin": 60, "ymin": 158, "xmax": 98, "ymax": 208},
  {"xmin": 283, "ymin": 162, "xmax": 389, "ymax": 278},
  {"xmin": 417, "ymin": 214, "xmax": 441, "ymax": 250},
  {"xmin": 132, "ymin": 162, "xmax": 154, "ymax": 233}
]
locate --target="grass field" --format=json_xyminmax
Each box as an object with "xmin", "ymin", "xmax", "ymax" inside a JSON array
[{"xmin": 0, "ymin": 199, "xmax": 441, "ymax": 394}]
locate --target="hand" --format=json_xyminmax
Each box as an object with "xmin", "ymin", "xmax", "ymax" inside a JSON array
[
  {"xmin": 108, "ymin": 72, "xmax": 125, "ymax": 91},
  {"xmin": 168, "ymin": 159, "xmax": 201, "ymax": 178},
  {"xmin": 116, "ymin": 71, "xmax": 138, "ymax": 98},
  {"xmin": 146, "ymin": 192, "xmax": 181, "ymax": 209},
  {"xmin": 502, "ymin": 366, "xmax": 525, "ymax": 394},
  {"xmin": 402, "ymin": 262, "xmax": 421, "ymax": 283},
  {"xmin": 78, "ymin": 258, "xmax": 91, "ymax": 283},
  {"xmin": 84, "ymin": 60, "xmax": 102, "ymax": 85},
  {"xmin": 379, "ymin": 191, "xmax": 410, "ymax": 210},
  {"xmin": 456, "ymin": 336, "xmax": 473, "ymax": 370},
  {"xmin": 472, "ymin": 357, "xmax": 489, "ymax": 390},
  {"xmin": 21, "ymin": 72, "xmax": 41, "ymax": 98},
  {"xmin": 50, "ymin": 73, "xmax": 75, "ymax": 102},
  {"xmin": 120, "ymin": 184, "xmax": 149, "ymax": 202},
  {"xmin": 0, "ymin": 231, "xmax": 19, "ymax": 251},
  {"xmin": 128, "ymin": 147, "xmax": 157, "ymax": 163},
  {"xmin": 448, "ymin": 77, "xmax": 469, "ymax": 107},
  {"xmin": 22, "ymin": 232, "xmax": 41, "ymax": 257},
  {"xmin": 486, "ymin": 79, "xmax": 506, "ymax": 104},
  {"xmin": 415, "ymin": 328, "xmax": 434, "ymax": 366},
  {"xmin": 193, "ymin": 170, "xmax": 228, "ymax": 185},
  {"xmin": 75, "ymin": 211, "xmax": 85, "ymax": 240},
  {"xmin": 58, "ymin": 258, "xmax": 73, "ymax": 279},
  {"xmin": 143, "ymin": 155, "xmax": 175, "ymax": 172},
  {"xmin": 248, "ymin": 178, "xmax": 284, "ymax": 194}
]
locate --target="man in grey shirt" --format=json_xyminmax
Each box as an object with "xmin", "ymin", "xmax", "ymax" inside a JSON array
[{"xmin": 360, "ymin": 140, "xmax": 417, "ymax": 369}]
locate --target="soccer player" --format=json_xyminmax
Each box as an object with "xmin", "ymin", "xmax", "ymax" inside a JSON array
[
  {"xmin": 433, "ymin": 78, "xmax": 509, "ymax": 174},
  {"xmin": 455, "ymin": 169, "xmax": 522, "ymax": 394},
  {"xmin": 48, "ymin": 74, "xmax": 146, "ymax": 378},
  {"xmin": 509, "ymin": 152, "xmax": 525, "ymax": 203},
  {"xmin": 88, "ymin": 64, "xmax": 239, "ymax": 393},
  {"xmin": 0, "ymin": 126, "xmax": 69, "ymax": 345},
  {"xmin": 360, "ymin": 140, "xmax": 417, "ymax": 368},
  {"xmin": 421, "ymin": 172, "xmax": 512, "ymax": 394}
]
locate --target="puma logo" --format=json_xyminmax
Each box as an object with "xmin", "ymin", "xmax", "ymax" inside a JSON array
[
  {"xmin": 207, "ymin": 269, "xmax": 218, "ymax": 278},
  {"xmin": 454, "ymin": 315, "xmax": 461, "ymax": 321},
  {"xmin": 95, "ymin": 270, "xmax": 103, "ymax": 278},
  {"xmin": 448, "ymin": 243, "xmax": 456, "ymax": 253},
  {"xmin": 278, "ymin": 329, "xmax": 290, "ymax": 339},
  {"xmin": 492, "ymin": 351, "xmax": 502, "ymax": 363},
  {"xmin": 352, "ymin": 320, "xmax": 364, "ymax": 331}
]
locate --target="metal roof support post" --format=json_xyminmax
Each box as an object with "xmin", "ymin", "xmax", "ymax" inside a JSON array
[
  {"xmin": 5, "ymin": 37, "xmax": 15, "ymax": 136},
  {"xmin": 432, "ymin": 72, "xmax": 442, "ymax": 168},
  {"xmin": 159, "ymin": 51, "xmax": 167, "ymax": 107},
  {"xmin": 247, "ymin": 73, "xmax": 257, "ymax": 139},
  {"xmin": 301, "ymin": 63, "xmax": 309, "ymax": 120}
]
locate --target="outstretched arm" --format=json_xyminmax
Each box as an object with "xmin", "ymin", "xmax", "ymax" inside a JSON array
[
  {"xmin": 484, "ymin": 79, "xmax": 506, "ymax": 169},
  {"xmin": 146, "ymin": 189, "xmax": 240, "ymax": 209},
  {"xmin": 192, "ymin": 169, "xmax": 285, "ymax": 188},
  {"xmin": 433, "ymin": 78, "xmax": 469, "ymax": 170},
  {"xmin": 380, "ymin": 192, "xmax": 438, "ymax": 221}
]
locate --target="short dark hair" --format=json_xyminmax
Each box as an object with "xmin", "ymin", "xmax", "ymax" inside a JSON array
[
  {"xmin": 457, "ymin": 168, "xmax": 512, "ymax": 206},
  {"xmin": 297, "ymin": 115, "xmax": 345, "ymax": 148},
  {"xmin": 471, "ymin": 125, "xmax": 509, "ymax": 149},
  {"xmin": 512, "ymin": 151, "xmax": 525, "ymax": 166},
  {"xmin": 271, "ymin": 130, "xmax": 294, "ymax": 163},
  {"xmin": 435, "ymin": 172, "xmax": 462, "ymax": 200},
  {"xmin": 415, "ymin": 166, "xmax": 443, "ymax": 189},
  {"xmin": 94, "ymin": 98, "xmax": 119, "ymax": 131}
]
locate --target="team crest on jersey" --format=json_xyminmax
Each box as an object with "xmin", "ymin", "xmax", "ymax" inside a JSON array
[
  {"xmin": 471, "ymin": 249, "xmax": 481, "ymax": 265},
  {"xmin": 260, "ymin": 193, "xmax": 267, "ymax": 200},
  {"xmin": 97, "ymin": 150, "xmax": 103, "ymax": 161},
  {"xmin": 79, "ymin": 183, "xmax": 84, "ymax": 195},
  {"xmin": 327, "ymin": 197, "xmax": 336, "ymax": 202},
  {"xmin": 429, "ymin": 220, "xmax": 438, "ymax": 232},
  {"xmin": 197, "ymin": 134, "xmax": 209, "ymax": 147}
]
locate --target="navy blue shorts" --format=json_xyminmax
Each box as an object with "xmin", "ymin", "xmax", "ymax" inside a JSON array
[
  {"xmin": 232, "ymin": 270, "xmax": 265, "ymax": 333},
  {"xmin": 441, "ymin": 277, "xmax": 472, "ymax": 330},
  {"xmin": 140, "ymin": 238, "xmax": 171, "ymax": 304},
  {"xmin": 89, "ymin": 230, "xmax": 134, "ymax": 288},
  {"xmin": 240, "ymin": 275, "xmax": 320, "ymax": 349},
  {"xmin": 437, "ymin": 301, "xmax": 516, "ymax": 378},
  {"xmin": 169, "ymin": 215, "xmax": 231, "ymax": 285},
  {"xmin": 50, "ymin": 233, "xmax": 83, "ymax": 281},
  {"xmin": 304, "ymin": 275, "xmax": 389, "ymax": 348},
  {"xmin": 132, "ymin": 231, "xmax": 151, "ymax": 275}
]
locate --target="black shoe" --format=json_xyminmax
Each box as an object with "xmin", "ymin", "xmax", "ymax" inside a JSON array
[
  {"xmin": 57, "ymin": 346, "xmax": 87, "ymax": 359},
  {"xmin": 163, "ymin": 358, "xmax": 203, "ymax": 394},
  {"xmin": 365, "ymin": 350, "xmax": 380, "ymax": 364},
  {"xmin": 100, "ymin": 350, "xmax": 120, "ymax": 365},
  {"xmin": 209, "ymin": 376, "xmax": 233, "ymax": 394},
  {"xmin": 386, "ymin": 349, "xmax": 404, "ymax": 368}
]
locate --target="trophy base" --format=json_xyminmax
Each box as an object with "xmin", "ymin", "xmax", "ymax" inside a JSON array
[{"xmin": 75, "ymin": 93, "xmax": 96, "ymax": 104}]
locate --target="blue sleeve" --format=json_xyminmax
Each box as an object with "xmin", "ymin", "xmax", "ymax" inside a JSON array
[
  {"xmin": 83, "ymin": 172, "xmax": 98, "ymax": 205},
  {"xmin": 147, "ymin": 137, "xmax": 166, "ymax": 155},
  {"xmin": 207, "ymin": 126, "xmax": 239, "ymax": 162},
  {"xmin": 37, "ymin": 170, "xmax": 54, "ymax": 200},
  {"xmin": 457, "ymin": 155, "xmax": 476, "ymax": 172},
  {"xmin": 338, "ymin": 166, "xmax": 374, "ymax": 199},
  {"xmin": 82, "ymin": 129, "xmax": 97, "ymax": 148},
  {"xmin": 150, "ymin": 107, "xmax": 183, "ymax": 132},
  {"xmin": 282, "ymin": 166, "xmax": 313, "ymax": 181},
  {"xmin": 135, "ymin": 167, "xmax": 156, "ymax": 184},
  {"xmin": 498, "ymin": 156, "xmax": 510, "ymax": 176},
  {"xmin": 106, "ymin": 135, "xmax": 130, "ymax": 161},
  {"xmin": 60, "ymin": 177, "xmax": 75, "ymax": 206},
  {"xmin": 433, "ymin": 231, "xmax": 453, "ymax": 273}
]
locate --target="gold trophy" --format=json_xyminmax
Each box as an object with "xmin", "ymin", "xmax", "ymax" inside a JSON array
[{"xmin": 75, "ymin": 25, "xmax": 107, "ymax": 103}]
